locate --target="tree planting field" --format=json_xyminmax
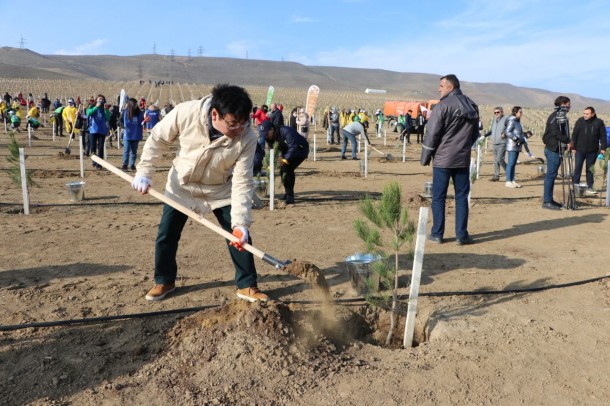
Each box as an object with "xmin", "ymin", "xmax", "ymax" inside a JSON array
[{"xmin": 1, "ymin": 80, "xmax": 610, "ymax": 405}]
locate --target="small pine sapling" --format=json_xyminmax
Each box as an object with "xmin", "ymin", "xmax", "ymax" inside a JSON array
[
  {"xmin": 353, "ymin": 182, "xmax": 416, "ymax": 345},
  {"xmin": 6, "ymin": 133, "xmax": 37, "ymax": 189}
]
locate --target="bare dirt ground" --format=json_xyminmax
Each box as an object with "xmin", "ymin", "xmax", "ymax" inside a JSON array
[{"xmin": 1, "ymin": 124, "xmax": 610, "ymax": 406}]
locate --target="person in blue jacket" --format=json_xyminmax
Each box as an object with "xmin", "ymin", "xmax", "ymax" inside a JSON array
[
  {"xmin": 122, "ymin": 98, "xmax": 144, "ymax": 170},
  {"xmin": 86, "ymin": 95, "xmax": 110, "ymax": 169},
  {"xmin": 143, "ymin": 104, "xmax": 161, "ymax": 138},
  {"xmin": 258, "ymin": 119, "xmax": 309, "ymax": 204}
]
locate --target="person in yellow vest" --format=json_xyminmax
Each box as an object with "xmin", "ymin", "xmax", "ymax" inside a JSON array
[
  {"xmin": 11, "ymin": 100, "xmax": 23, "ymax": 119},
  {"xmin": 62, "ymin": 98, "xmax": 79, "ymax": 136},
  {"xmin": 27, "ymin": 105, "xmax": 40, "ymax": 120},
  {"xmin": 0, "ymin": 99, "xmax": 7, "ymax": 122}
]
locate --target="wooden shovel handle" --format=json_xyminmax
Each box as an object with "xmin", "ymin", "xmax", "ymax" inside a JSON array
[{"xmin": 91, "ymin": 155, "xmax": 268, "ymax": 260}]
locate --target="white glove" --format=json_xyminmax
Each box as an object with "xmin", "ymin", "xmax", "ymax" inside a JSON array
[
  {"xmin": 230, "ymin": 226, "xmax": 249, "ymax": 251},
  {"xmin": 528, "ymin": 153, "xmax": 534, "ymax": 158},
  {"xmin": 131, "ymin": 175, "xmax": 152, "ymax": 194}
]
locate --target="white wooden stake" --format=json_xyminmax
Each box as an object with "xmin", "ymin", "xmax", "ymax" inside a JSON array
[
  {"xmin": 476, "ymin": 144, "xmax": 482, "ymax": 180},
  {"xmin": 27, "ymin": 123, "xmax": 32, "ymax": 147},
  {"xmin": 52, "ymin": 119, "xmax": 56, "ymax": 142},
  {"xmin": 402, "ymin": 136, "xmax": 407, "ymax": 162},
  {"xmin": 313, "ymin": 133, "xmax": 317, "ymax": 162},
  {"xmin": 403, "ymin": 207, "xmax": 429, "ymax": 348},
  {"xmin": 606, "ymin": 164, "xmax": 610, "ymax": 207},
  {"xmin": 363, "ymin": 142, "xmax": 368, "ymax": 178},
  {"xmin": 80, "ymin": 135, "xmax": 85, "ymax": 178},
  {"xmin": 269, "ymin": 150, "xmax": 275, "ymax": 211},
  {"xmin": 3, "ymin": 117, "xmax": 7, "ymax": 133},
  {"xmin": 357, "ymin": 134, "xmax": 361, "ymax": 153},
  {"xmin": 19, "ymin": 148, "xmax": 30, "ymax": 215}
]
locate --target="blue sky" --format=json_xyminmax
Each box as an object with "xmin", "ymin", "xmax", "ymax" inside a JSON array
[{"xmin": 1, "ymin": 0, "xmax": 609, "ymax": 100}]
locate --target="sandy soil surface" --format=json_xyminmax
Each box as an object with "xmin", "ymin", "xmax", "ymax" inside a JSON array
[{"xmin": 1, "ymin": 125, "xmax": 610, "ymax": 406}]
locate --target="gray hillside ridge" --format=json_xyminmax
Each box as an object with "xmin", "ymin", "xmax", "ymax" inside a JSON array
[{"xmin": 0, "ymin": 46, "xmax": 608, "ymax": 111}]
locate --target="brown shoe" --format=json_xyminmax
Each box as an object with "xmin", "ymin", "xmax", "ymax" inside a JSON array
[
  {"xmin": 145, "ymin": 283, "xmax": 176, "ymax": 301},
  {"xmin": 236, "ymin": 287, "xmax": 269, "ymax": 303}
]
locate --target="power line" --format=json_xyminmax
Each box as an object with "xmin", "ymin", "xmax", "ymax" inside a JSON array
[{"xmin": 19, "ymin": 35, "xmax": 26, "ymax": 49}]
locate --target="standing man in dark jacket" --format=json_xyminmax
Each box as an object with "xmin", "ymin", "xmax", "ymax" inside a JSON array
[
  {"xmin": 421, "ymin": 74, "xmax": 479, "ymax": 245},
  {"xmin": 571, "ymin": 106, "xmax": 606, "ymax": 195},
  {"xmin": 542, "ymin": 96, "xmax": 572, "ymax": 210},
  {"xmin": 268, "ymin": 102, "xmax": 284, "ymax": 128}
]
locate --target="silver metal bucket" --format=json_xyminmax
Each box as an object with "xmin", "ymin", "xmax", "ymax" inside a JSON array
[
  {"xmin": 537, "ymin": 165, "xmax": 545, "ymax": 175},
  {"xmin": 253, "ymin": 178, "xmax": 267, "ymax": 197},
  {"xmin": 343, "ymin": 252, "xmax": 383, "ymax": 294},
  {"xmin": 574, "ymin": 183, "xmax": 587, "ymax": 197},
  {"xmin": 66, "ymin": 181, "xmax": 86, "ymax": 202},
  {"xmin": 423, "ymin": 181, "xmax": 433, "ymax": 197}
]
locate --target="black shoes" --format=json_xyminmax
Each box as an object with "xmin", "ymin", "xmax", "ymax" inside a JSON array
[
  {"xmin": 352, "ymin": 157, "xmax": 359, "ymax": 160},
  {"xmin": 542, "ymin": 202, "xmax": 561, "ymax": 211},
  {"xmin": 130, "ymin": 165, "xmax": 136, "ymax": 171},
  {"xmin": 121, "ymin": 164, "xmax": 128, "ymax": 170},
  {"xmin": 340, "ymin": 156, "xmax": 347, "ymax": 160},
  {"xmin": 456, "ymin": 236, "xmax": 475, "ymax": 246}
]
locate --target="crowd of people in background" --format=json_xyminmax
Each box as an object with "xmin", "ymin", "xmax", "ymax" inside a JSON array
[{"xmin": 2, "ymin": 84, "xmax": 607, "ymax": 214}]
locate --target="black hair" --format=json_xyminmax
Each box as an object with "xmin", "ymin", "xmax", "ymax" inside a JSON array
[
  {"xmin": 127, "ymin": 98, "xmax": 141, "ymax": 120},
  {"xmin": 441, "ymin": 74, "xmax": 460, "ymax": 89},
  {"xmin": 585, "ymin": 106, "xmax": 595, "ymax": 114},
  {"xmin": 554, "ymin": 96, "xmax": 570, "ymax": 107},
  {"xmin": 511, "ymin": 106, "xmax": 522, "ymax": 115},
  {"xmin": 210, "ymin": 84, "xmax": 253, "ymax": 123}
]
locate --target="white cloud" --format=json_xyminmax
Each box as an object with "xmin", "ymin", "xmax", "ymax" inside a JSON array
[
  {"xmin": 301, "ymin": 0, "xmax": 610, "ymax": 99},
  {"xmin": 292, "ymin": 16, "xmax": 318, "ymax": 23},
  {"xmin": 54, "ymin": 39, "xmax": 107, "ymax": 55}
]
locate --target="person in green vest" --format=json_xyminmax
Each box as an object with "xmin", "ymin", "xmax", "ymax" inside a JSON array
[{"xmin": 53, "ymin": 104, "xmax": 65, "ymax": 136}]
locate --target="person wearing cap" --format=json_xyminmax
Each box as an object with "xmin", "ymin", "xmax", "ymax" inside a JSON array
[
  {"xmin": 132, "ymin": 84, "xmax": 268, "ymax": 303},
  {"xmin": 62, "ymin": 98, "xmax": 79, "ymax": 137},
  {"xmin": 8, "ymin": 110, "xmax": 21, "ymax": 132},
  {"xmin": 482, "ymin": 106, "xmax": 508, "ymax": 181},
  {"xmin": 341, "ymin": 114, "xmax": 366, "ymax": 160},
  {"xmin": 259, "ymin": 119, "xmax": 309, "ymax": 204}
]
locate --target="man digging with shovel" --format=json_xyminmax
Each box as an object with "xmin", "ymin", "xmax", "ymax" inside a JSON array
[{"xmin": 131, "ymin": 84, "xmax": 269, "ymax": 303}]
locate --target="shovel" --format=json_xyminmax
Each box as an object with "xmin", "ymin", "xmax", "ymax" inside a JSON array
[
  {"xmin": 363, "ymin": 131, "xmax": 394, "ymax": 160},
  {"xmin": 64, "ymin": 121, "xmax": 76, "ymax": 155},
  {"xmin": 91, "ymin": 155, "xmax": 292, "ymax": 270}
]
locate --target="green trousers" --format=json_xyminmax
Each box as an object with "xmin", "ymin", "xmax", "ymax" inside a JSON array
[{"xmin": 154, "ymin": 203, "xmax": 258, "ymax": 289}]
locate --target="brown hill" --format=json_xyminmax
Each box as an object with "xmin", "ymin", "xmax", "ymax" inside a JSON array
[{"xmin": 1, "ymin": 47, "xmax": 608, "ymax": 112}]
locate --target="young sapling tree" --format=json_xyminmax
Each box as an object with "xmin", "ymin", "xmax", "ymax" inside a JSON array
[{"xmin": 353, "ymin": 182, "xmax": 416, "ymax": 345}]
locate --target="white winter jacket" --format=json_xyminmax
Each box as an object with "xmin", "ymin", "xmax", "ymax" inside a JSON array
[{"xmin": 137, "ymin": 96, "xmax": 256, "ymax": 228}]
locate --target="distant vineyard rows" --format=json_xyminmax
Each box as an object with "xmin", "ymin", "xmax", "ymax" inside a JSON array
[{"xmin": 2, "ymin": 78, "xmax": 606, "ymax": 136}]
